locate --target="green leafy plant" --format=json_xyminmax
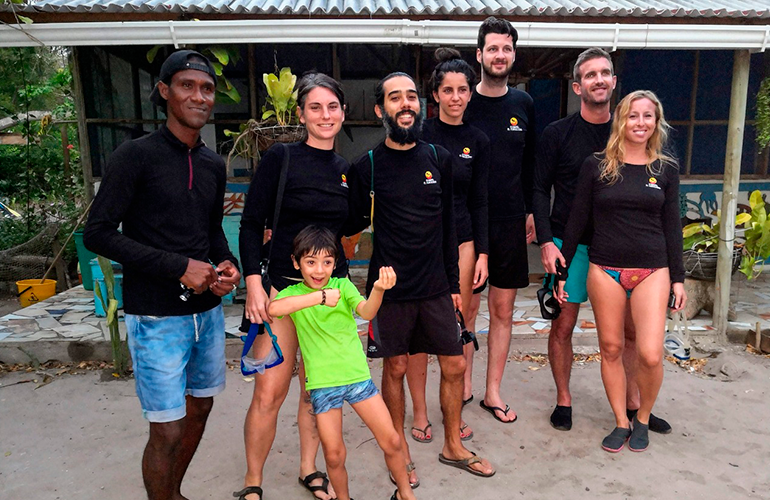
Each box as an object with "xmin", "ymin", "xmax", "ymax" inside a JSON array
[
  {"xmin": 739, "ymin": 190, "xmax": 770, "ymax": 279},
  {"xmin": 682, "ymin": 212, "xmax": 751, "ymax": 253},
  {"xmin": 261, "ymin": 67, "xmax": 297, "ymax": 126},
  {"xmin": 757, "ymin": 77, "xmax": 770, "ymax": 150},
  {"xmin": 93, "ymin": 256, "xmax": 129, "ymax": 378}
]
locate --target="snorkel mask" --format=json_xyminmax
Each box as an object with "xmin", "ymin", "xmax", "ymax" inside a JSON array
[{"xmin": 240, "ymin": 322, "xmax": 284, "ymax": 376}]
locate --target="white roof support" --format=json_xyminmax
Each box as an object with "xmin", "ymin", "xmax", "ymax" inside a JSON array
[{"xmin": 1, "ymin": 19, "xmax": 769, "ymax": 50}]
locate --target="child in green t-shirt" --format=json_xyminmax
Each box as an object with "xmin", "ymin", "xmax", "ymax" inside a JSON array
[{"xmin": 269, "ymin": 226, "xmax": 416, "ymax": 500}]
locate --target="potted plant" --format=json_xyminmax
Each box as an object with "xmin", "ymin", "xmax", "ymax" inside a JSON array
[
  {"xmin": 225, "ymin": 66, "xmax": 304, "ymax": 166},
  {"xmin": 682, "ymin": 214, "xmax": 746, "ymax": 281},
  {"xmin": 682, "ymin": 189, "xmax": 769, "ymax": 280}
]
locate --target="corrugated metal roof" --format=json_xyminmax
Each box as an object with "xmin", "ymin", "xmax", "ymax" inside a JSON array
[{"xmin": 5, "ymin": 0, "xmax": 769, "ymax": 18}]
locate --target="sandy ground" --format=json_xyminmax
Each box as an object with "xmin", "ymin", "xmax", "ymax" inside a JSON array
[{"xmin": 1, "ymin": 339, "xmax": 769, "ymax": 500}]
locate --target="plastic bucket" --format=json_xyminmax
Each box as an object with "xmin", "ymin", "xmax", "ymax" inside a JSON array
[
  {"xmin": 16, "ymin": 279, "xmax": 57, "ymax": 307},
  {"xmin": 94, "ymin": 275, "xmax": 123, "ymax": 317},
  {"xmin": 90, "ymin": 258, "xmax": 124, "ymax": 317},
  {"xmin": 74, "ymin": 231, "xmax": 97, "ymax": 290}
]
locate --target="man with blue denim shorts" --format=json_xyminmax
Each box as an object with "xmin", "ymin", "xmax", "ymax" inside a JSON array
[
  {"xmin": 532, "ymin": 48, "xmax": 670, "ymax": 434},
  {"xmin": 84, "ymin": 50, "xmax": 240, "ymax": 500}
]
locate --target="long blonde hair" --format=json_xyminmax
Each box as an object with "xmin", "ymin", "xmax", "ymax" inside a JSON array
[{"xmin": 599, "ymin": 90, "xmax": 675, "ymax": 185}]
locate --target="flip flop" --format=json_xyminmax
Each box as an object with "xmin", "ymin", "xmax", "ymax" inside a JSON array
[
  {"xmin": 410, "ymin": 422, "xmax": 433, "ymax": 443},
  {"xmin": 233, "ymin": 486, "xmax": 263, "ymax": 500},
  {"xmin": 389, "ymin": 461, "xmax": 419, "ymax": 489},
  {"xmin": 298, "ymin": 471, "xmax": 333, "ymax": 499},
  {"xmin": 479, "ymin": 400, "xmax": 517, "ymax": 423},
  {"xmin": 463, "ymin": 395, "xmax": 474, "ymax": 406},
  {"xmin": 438, "ymin": 452, "xmax": 495, "ymax": 478},
  {"xmin": 460, "ymin": 423, "xmax": 474, "ymax": 441}
]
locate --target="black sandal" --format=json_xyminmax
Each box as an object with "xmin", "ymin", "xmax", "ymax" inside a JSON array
[
  {"xmin": 299, "ymin": 471, "xmax": 334, "ymax": 499},
  {"xmin": 233, "ymin": 486, "xmax": 263, "ymax": 500}
]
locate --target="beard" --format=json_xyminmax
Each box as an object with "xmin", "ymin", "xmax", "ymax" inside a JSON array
[
  {"xmin": 481, "ymin": 57, "xmax": 513, "ymax": 82},
  {"xmin": 382, "ymin": 109, "xmax": 423, "ymax": 145}
]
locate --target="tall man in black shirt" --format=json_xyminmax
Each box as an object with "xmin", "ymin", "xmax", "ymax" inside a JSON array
[
  {"xmin": 532, "ymin": 47, "xmax": 671, "ymax": 434},
  {"xmin": 348, "ymin": 73, "xmax": 495, "ymax": 483},
  {"xmin": 84, "ymin": 50, "xmax": 240, "ymax": 500},
  {"xmin": 464, "ymin": 16, "xmax": 537, "ymax": 423}
]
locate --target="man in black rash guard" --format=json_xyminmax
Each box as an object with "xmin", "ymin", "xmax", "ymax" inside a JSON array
[
  {"xmin": 347, "ymin": 72, "xmax": 495, "ymax": 482},
  {"xmin": 532, "ymin": 48, "xmax": 671, "ymax": 434},
  {"xmin": 463, "ymin": 16, "xmax": 536, "ymax": 424},
  {"xmin": 84, "ymin": 50, "xmax": 240, "ymax": 500}
]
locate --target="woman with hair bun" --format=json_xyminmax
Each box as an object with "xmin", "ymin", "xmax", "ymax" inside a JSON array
[
  {"xmin": 404, "ymin": 47, "xmax": 490, "ymax": 456},
  {"xmin": 557, "ymin": 90, "xmax": 686, "ymax": 453}
]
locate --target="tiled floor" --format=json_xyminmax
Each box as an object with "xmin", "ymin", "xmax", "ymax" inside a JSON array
[{"xmin": 1, "ymin": 267, "xmax": 768, "ymax": 357}]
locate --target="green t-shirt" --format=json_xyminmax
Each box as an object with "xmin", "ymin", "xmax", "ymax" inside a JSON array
[{"xmin": 275, "ymin": 277, "xmax": 370, "ymax": 390}]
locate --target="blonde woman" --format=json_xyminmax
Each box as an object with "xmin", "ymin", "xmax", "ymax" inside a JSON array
[{"xmin": 557, "ymin": 90, "xmax": 686, "ymax": 453}]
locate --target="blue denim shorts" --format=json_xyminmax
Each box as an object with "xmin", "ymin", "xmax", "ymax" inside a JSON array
[
  {"xmin": 309, "ymin": 379, "xmax": 379, "ymax": 415},
  {"xmin": 125, "ymin": 305, "xmax": 226, "ymax": 423}
]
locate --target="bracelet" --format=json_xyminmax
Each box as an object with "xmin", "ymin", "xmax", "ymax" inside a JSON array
[{"xmin": 320, "ymin": 289, "xmax": 326, "ymax": 306}]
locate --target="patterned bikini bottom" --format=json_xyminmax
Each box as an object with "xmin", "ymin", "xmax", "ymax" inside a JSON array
[{"xmin": 597, "ymin": 266, "xmax": 662, "ymax": 298}]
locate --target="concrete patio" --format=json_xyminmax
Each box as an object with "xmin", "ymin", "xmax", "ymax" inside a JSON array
[{"xmin": 1, "ymin": 263, "xmax": 768, "ymax": 365}]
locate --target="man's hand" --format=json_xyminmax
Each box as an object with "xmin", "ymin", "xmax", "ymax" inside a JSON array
[
  {"xmin": 540, "ymin": 242, "xmax": 566, "ymax": 275},
  {"xmin": 322, "ymin": 288, "xmax": 341, "ymax": 307},
  {"xmin": 372, "ymin": 266, "xmax": 397, "ymax": 291},
  {"xmin": 180, "ymin": 258, "xmax": 218, "ymax": 294},
  {"xmin": 473, "ymin": 254, "xmax": 488, "ymax": 289},
  {"xmin": 525, "ymin": 214, "xmax": 536, "ymax": 244},
  {"xmin": 451, "ymin": 293, "xmax": 462, "ymax": 313},
  {"xmin": 209, "ymin": 260, "xmax": 241, "ymax": 297}
]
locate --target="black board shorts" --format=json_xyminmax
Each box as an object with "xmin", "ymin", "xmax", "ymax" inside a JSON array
[
  {"xmin": 366, "ymin": 294, "xmax": 463, "ymax": 358},
  {"xmin": 488, "ymin": 216, "xmax": 530, "ymax": 290}
]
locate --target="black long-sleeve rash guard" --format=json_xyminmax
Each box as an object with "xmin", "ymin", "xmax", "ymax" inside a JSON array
[
  {"xmin": 347, "ymin": 141, "xmax": 460, "ymax": 301},
  {"xmin": 464, "ymin": 87, "xmax": 536, "ymax": 220},
  {"xmin": 560, "ymin": 155, "xmax": 686, "ymax": 283},
  {"xmin": 239, "ymin": 142, "xmax": 350, "ymax": 282},
  {"xmin": 83, "ymin": 125, "xmax": 238, "ymax": 316},
  {"xmin": 422, "ymin": 117, "xmax": 490, "ymax": 254},
  {"xmin": 532, "ymin": 112, "xmax": 612, "ymax": 245}
]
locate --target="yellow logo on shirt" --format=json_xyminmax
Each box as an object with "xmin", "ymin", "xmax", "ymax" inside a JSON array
[
  {"xmin": 510, "ymin": 117, "xmax": 518, "ymax": 126},
  {"xmin": 340, "ymin": 173, "xmax": 348, "ymax": 188},
  {"xmin": 460, "ymin": 147, "xmax": 472, "ymax": 159},
  {"xmin": 649, "ymin": 177, "xmax": 657, "ymax": 184},
  {"xmin": 424, "ymin": 170, "xmax": 437, "ymax": 185},
  {"xmin": 507, "ymin": 117, "xmax": 522, "ymax": 132},
  {"xmin": 463, "ymin": 147, "xmax": 470, "ymax": 154}
]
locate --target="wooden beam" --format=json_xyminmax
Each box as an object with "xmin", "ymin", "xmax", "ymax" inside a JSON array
[
  {"xmin": 70, "ymin": 47, "xmax": 95, "ymax": 202},
  {"xmin": 713, "ymin": 49, "xmax": 751, "ymax": 339}
]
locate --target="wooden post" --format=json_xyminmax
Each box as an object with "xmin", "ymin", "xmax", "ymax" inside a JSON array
[
  {"xmin": 713, "ymin": 50, "xmax": 751, "ymax": 340},
  {"xmin": 70, "ymin": 47, "xmax": 94, "ymax": 202}
]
